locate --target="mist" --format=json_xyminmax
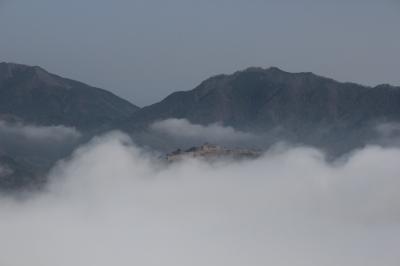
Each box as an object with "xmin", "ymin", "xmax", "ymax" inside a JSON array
[
  {"xmin": 151, "ymin": 119, "xmax": 254, "ymax": 142},
  {"xmin": 0, "ymin": 121, "xmax": 81, "ymax": 159},
  {"xmin": 149, "ymin": 118, "xmax": 259, "ymax": 149},
  {"xmin": 0, "ymin": 164, "xmax": 12, "ymax": 176},
  {"xmin": 0, "ymin": 132, "xmax": 399, "ymax": 265},
  {"xmin": 375, "ymin": 122, "xmax": 400, "ymax": 145}
]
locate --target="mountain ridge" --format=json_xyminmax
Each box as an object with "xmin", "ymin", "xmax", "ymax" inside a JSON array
[
  {"xmin": 120, "ymin": 66, "xmax": 400, "ymax": 154},
  {"xmin": 122, "ymin": 66, "xmax": 400, "ymax": 129}
]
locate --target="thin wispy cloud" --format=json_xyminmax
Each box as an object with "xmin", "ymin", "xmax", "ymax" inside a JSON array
[
  {"xmin": 150, "ymin": 118, "xmax": 257, "ymax": 145},
  {"xmin": 0, "ymin": 121, "xmax": 81, "ymax": 158},
  {"xmin": 0, "ymin": 121, "xmax": 80, "ymax": 142}
]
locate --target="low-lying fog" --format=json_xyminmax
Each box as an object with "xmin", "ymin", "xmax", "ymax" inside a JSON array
[{"xmin": 1, "ymin": 131, "xmax": 400, "ymax": 266}]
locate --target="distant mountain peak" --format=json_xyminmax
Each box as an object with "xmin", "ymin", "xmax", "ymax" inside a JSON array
[
  {"xmin": 0, "ymin": 62, "xmax": 45, "ymax": 74},
  {"xmin": 0, "ymin": 62, "xmax": 62, "ymax": 86},
  {"xmin": 243, "ymin": 66, "xmax": 284, "ymax": 73},
  {"xmin": 239, "ymin": 66, "xmax": 315, "ymax": 76},
  {"xmin": 0, "ymin": 62, "xmax": 140, "ymax": 130},
  {"xmin": 374, "ymin": 83, "xmax": 399, "ymax": 90}
]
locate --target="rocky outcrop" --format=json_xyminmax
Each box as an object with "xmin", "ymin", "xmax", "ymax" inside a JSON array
[{"xmin": 165, "ymin": 143, "xmax": 261, "ymax": 162}]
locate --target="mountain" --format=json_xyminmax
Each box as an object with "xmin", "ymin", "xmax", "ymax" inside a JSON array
[
  {"xmin": 0, "ymin": 62, "xmax": 139, "ymax": 131},
  {"xmin": 122, "ymin": 67, "xmax": 400, "ymax": 153}
]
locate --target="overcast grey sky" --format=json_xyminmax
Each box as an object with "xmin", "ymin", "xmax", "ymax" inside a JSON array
[{"xmin": 1, "ymin": 0, "xmax": 399, "ymax": 106}]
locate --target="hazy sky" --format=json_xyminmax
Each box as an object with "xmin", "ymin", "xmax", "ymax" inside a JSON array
[{"xmin": 1, "ymin": 0, "xmax": 399, "ymax": 106}]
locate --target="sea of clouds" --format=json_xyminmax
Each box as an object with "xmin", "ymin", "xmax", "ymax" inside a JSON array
[{"xmin": 0, "ymin": 129, "xmax": 399, "ymax": 266}]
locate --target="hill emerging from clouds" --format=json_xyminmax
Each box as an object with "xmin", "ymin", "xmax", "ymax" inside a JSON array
[{"xmin": 121, "ymin": 67, "xmax": 400, "ymax": 154}]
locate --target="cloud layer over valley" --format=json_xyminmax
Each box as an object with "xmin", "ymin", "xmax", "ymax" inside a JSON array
[
  {"xmin": 0, "ymin": 132, "xmax": 399, "ymax": 265},
  {"xmin": 0, "ymin": 121, "xmax": 81, "ymax": 159}
]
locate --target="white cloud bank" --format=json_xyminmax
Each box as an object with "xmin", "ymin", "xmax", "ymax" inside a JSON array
[
  {"xmin": 150, "ymin": 118, "xmax": 256, "ymax": 144},
  {"xmin": 0, "ymin": 132, "xmax": 400, "ymax": 266}
]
